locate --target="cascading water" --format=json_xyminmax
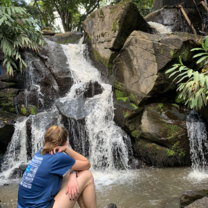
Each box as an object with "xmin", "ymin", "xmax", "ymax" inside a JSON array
[
  {"xmin": 0, "ymin": 39, "xmax": 132, "ymax": 181},
  {"xmin": 186, "ymin": 110, "xmax": 208, "ymax": 178},
  {"xmin": 148, "ymin": 21, "xmax": 172, "ymax": 34},
  {"xmin": 61, "ymin": 42, "xmax": 132, "ymax": 171}
]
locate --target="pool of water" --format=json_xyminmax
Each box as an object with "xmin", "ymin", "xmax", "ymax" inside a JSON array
[{"xmin": 1, "ymin": 167, "xmax": 208, "ymax": 208}]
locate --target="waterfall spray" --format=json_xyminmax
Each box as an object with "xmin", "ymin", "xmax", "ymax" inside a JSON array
[{"xmin": 186, "ymin": 111, "xmax": 208, "ymax": 173}]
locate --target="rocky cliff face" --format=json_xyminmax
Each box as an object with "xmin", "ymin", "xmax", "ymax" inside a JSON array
[{"xmin": 83, "ymin": 0, "xmax": 151, "ymax": 77}]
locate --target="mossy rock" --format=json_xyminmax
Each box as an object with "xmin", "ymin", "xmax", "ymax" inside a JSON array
[
  {"xmin": 0, "ymin": 88, "xmax": 18, "ymax": 114},
  {"xmin": 133, "ymin": 139, "xmax": 189, "ymax": 167},
  {"xmin": 50, "ymin": 32, "xmax": 83, "ymax": 44}
]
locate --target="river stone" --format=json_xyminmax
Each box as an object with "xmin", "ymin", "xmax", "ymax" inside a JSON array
[
  {"xmin": 185, "ymin": 197, "xmax": 208, "ymax": 208},
  {"xmin": 113, "ymin": 30, "xmax": 200, "ymax": 106},
  {"xmin": 83, "ymin": 0, "xmax": 151, "ymax": 76},
  {"xmin": 180, "ymin": 190, "xmax": 208, "ymax": 208},
  {"xmin": 145, "ymin": 8, "xmax": 203, "ymax": 34},
  {"xmin": 47, "ymin": 32, "xmax": 83, "ymax": 44}
]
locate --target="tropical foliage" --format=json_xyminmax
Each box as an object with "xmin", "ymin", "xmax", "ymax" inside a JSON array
[
  {"xmin": 111, "ymin": 0, "xmax": 154, "ymax": 16},
  {"xmin": 166, "ymin": 37, "xmax": 208, "ymax": 110},
  {"xmin": 0, "ymin": 0, "xmax": 45, "ymax": 75}
]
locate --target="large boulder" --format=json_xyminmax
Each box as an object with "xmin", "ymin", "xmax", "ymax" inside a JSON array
[
  {"xmin": 145, "ymin": 8, "xmax": 203, "ymax": 34},
  {"xmin": 112, "ymin": 31, "xmax": 200, "ymax": 122},
  {"xmin": 180, "ymin": 190, "xmax": 208, "ymax": 208},
  {"xmin": 15, "ymin": 39, "xmax": 73, "ymax": 113},
  {"xmin": 132, "ymin": 103, "xmax": 190, "ymax": 167},
  {"xmin": 83, "ymin": 0, "xmax": 151, "ymax": 76}
]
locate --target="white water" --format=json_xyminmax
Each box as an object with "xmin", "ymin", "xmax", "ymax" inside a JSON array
[
  {"xmin": 0, "ymin": 40, "xmax": 131, "ymax": 180},
  {"xmin": 186, "ymin": 111, "xmax": 208, "ymax": 180},
  {"xmin": 1, "ymin": 118, "xmax": 28, "ymax": 177},
  {"xmin": 148, "ymin": 21, "xmax": 172, "ymax": 34},
  {"xmin": 61, "ymin": 43, "xmax": 131, "ymax": 171}
]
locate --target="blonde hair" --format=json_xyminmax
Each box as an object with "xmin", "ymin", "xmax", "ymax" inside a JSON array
[{"xmin": 41, "ymin": 126, "xmax": 68, "ymax": 155}]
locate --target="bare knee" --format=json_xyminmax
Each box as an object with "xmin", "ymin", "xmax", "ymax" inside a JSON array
[{"xmin": 78, "ymin": 170, "xmax": 94, "ymax": 184}]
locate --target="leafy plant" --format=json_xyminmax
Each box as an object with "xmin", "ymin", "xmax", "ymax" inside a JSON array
[
  {"xmin": 0, "ymin": 0, "xmax": 45, "ymax": 75},
  {"xmin": 166, "ymin": 37, "xmax": 208, "ymax": 110}
]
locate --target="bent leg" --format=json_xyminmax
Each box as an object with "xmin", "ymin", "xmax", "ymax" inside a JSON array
[{"xmin": 53, "ymin": 170, "xmax": 97, "ymax": 208}]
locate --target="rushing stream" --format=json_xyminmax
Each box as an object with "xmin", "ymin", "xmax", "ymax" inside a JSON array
[{"xmin": 1, "ymin": 40, "xmax": 208, "ymax": 208}]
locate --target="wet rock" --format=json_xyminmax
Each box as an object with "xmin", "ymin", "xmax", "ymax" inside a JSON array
[
  {"xmin": 0, "ymin": 88, "xmax": 18, "ymax": 113},
  {"xmin": 83, "ymin": 81, "xmax": 103, "ymax": 98},
  {"xmin": 39, "ymin": 39, "xmax": 73, "ymax": 96},
  {"xmin": 180, "ymin": 190, "xmax": 208, "ymax": 208},
  {"xmin": 104, "ymin": 203, "xmax": 117, "ymax": 208},
  {"xmin": 140, "ymin": 103, "xmax": 188, "ymax": 148},
  {"xmin": 15, "ymin": 39, "xmax": 73, "ymax": 112},
  {"xmin": 19, "ymin": 162, "xmax": 28, "ymax": 171},
  {"xmin": 113, "ymin": 31, "xmax": 200, "ymax": 106},
  {"xmin": 145, "ymin": 8, "xmax": 203, "ymax": 34},
  {"xmin": 56, "ymin": 81, "xmax": 102, "ymax": 120},
  {"xmin": 0, "ymin": 111, "xmax": 17, "ymax": 155},
  {"xmin": 83, "ymin": 0, "xmax": 151, "ymax": 76},
  {"xmin": 47, "ymin": 32, "xmax": 83, "ymax": 44},
  {"xmin": 133, "ymin": 103, "xmax": 191, "ymax": 167},
  {"xmin": 185, "ymin": 197, "xmax": 208, "ymax": 208},
  {"xmin": 9, "ymin": 168, "xmax": 24, "ymax": 179},
  {"xmin": 64, "ymin": 117, "xmax": 89, "ymax": 157}
]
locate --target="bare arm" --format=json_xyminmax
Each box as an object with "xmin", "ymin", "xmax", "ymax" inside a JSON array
[{"xmin": 52, "ymin": 146, "xmax": 91, "ymax": 171}]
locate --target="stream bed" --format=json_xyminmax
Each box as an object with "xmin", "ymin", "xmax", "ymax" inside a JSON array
[{"xmin": 1, "ymin": 167, "xmax": 208, "ymax": 208}]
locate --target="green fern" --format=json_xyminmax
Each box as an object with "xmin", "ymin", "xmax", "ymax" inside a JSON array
[
  {"xmin": 166, "ymin": 37, "xmax": 208, "ymax": 110},
  {"xmin": 0, "ymin": 0, "xmax": 45, "ymax": 75}
]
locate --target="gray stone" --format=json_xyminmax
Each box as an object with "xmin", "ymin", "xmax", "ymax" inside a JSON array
[
  {"xmin": 133, "ymin": 103, "xmax": 190, "ymax": 167},
  {"xmin": 180, "ymin": 190, "xmax": 208, "ymax": 208},
  {"xmin": 113, "ymin": 31, "xmax": 200, "ymax": 106},
  {"xmin": 83, "ymin": 0, "xmax": 151, "ymax": 76},
  {"xmin": 185, "ymin": 197, "xmax": 208, "ymax": 208}
]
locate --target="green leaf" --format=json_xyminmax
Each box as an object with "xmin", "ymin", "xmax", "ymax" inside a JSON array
[
  {"xmin": 199, "ymin": 74, "xmax": 205, "ymax": 87},
  {"xmin": 196, "ymin": 88, "xmax": 205, "ymax": 98},
  {"xmin": 193, "ymin": 53, "xmax": 208, "ymax": 58},
  {"xmin": 205, "ymin": 36, "xmax": 208, "ymax": 51},
  {"xmin": 166, "ymin": 66, "xmax": 178, "ymax": 74},
  {"xmin": 201, "ymin": 38, "xmax": 205, "ymax": 50},
  {"xmin": 188, "ymin": 70, "xmax": 193, "ymax": 78},
  {"xmin": 191, "ymin": 48, "xmax": 204, "ymax": 51},
  {"xmin": 196, "ymin": 56, "xmax": 208, "ymax": 64},
  {"xmin": 179, "ymin": 56, "xmax": 183, "ymax": 65},
  {"xmin": 176, "ymin": 75, "xmax": 189, "ymax": 83}
]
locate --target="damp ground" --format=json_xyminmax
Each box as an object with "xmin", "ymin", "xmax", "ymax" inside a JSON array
[{"xmin": 1, "ymin": 167, "xmax": 208, "ymax": 208}]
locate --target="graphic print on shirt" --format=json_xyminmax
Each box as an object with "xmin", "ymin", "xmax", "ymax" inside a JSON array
[{"xmin": 20, "ymin": 156, "xmax": 43, "ymax": 189}]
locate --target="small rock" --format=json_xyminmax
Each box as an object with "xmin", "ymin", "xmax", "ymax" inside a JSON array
[
  {"xmin": 185, "ymin": 197, "xmax": 208, "ymax": 208},
  {"xmin": 104, "ymin": 203, "xmax": 117, "ymax": 208}
]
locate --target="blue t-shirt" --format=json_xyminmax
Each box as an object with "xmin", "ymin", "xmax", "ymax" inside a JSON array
[{"xmin": 17, "ymin": 149, "xmax": 76, "ymax": 208}]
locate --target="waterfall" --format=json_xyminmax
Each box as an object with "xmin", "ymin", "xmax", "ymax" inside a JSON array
[
  {"xmin": 61, "ymin": 42, "xmax": 131, "ymax": 171},
  {"xmin": 1, "ymin": 117, "xmax": 28, "ymax": 177},
  {"xmin": 148, "ymin": 21, "xmax": 172, "ymax": 34},
  {"xmin": 0, "ymin": 39, "xmax": 132, "ymax": 180},
  {"xmin": 186, "ymin": 111, "xmax": 208, "ymax": 176}
]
